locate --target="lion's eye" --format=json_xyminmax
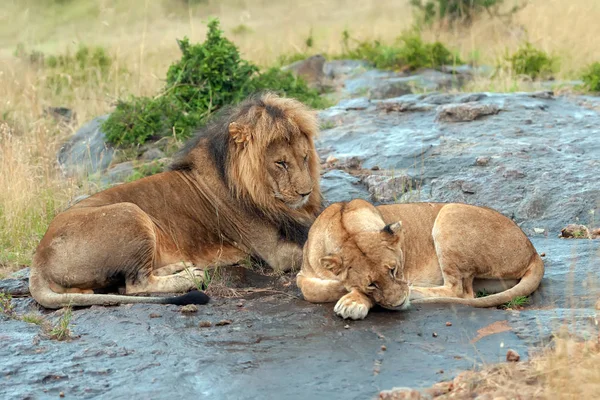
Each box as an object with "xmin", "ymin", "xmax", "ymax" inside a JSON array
[
  {"xmin": 367, "ymin": 282, "xmax": 380, "ymax": 291},
  {"xmin": 275, "ymin": 161, "xmax": 288, "ymax": 170},
  {"xmin": 303, "ymin": 154, "xmax": 308, "ymax": 163},
  {"xmin": 389, "ymin": 264, "xmax": 398, "ymax": 279}
]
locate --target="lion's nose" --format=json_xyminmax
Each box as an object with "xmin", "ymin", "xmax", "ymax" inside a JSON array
[{"xmin": 298, "ymin": 189, "xmax": 312, "ymax": 197}]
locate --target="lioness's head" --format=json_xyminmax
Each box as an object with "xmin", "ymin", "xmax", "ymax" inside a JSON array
[
  {"xmin": 227, "ymin": 93, "xmax": 321, "ymax": 216},
  {"xmin": 312, "ymin": 200, "xmax": 410, "ymax": 310}
]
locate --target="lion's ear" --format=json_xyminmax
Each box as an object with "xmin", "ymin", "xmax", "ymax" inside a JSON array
[
  {"xmin": 382, "ymin": 221, "xmax": 403, "ymax": 243},
  {"xmin": 320, "ymin": 254, "xmax": 344, "ymax": 275},
  {"xmin": 383, "ymin": 221, "xmax": 402, "ymax": 235},
  {"xmin": 229, "ymin": 122, "xmax": 250, "ymax": 145}
]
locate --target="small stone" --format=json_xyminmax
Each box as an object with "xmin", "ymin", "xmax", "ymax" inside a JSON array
[
  {"xmin": 540, "ymin": 252, "xmax": 546, "ymax": 257},
  {"xmin": 215, "ymin": 319, "xmax": 232, "ymax": 326},
  {"xmin": 198, "ymin": 321, "xmax": 212, "ymax": 328},
  {"xmin": 524, "ymin": 119, "xmax": 533, "ymax": 125},
  {"xmin": 446, "ymin": 321, "xmax": 452, "ymax": 327},
  {"xmin": 432, "ymin": 332, "xmax": 438, "ymax": 338},
  {"xmin": 475, "ymin": 156, "xmax": 490, "ymax": 166},
  {"xmin": 344, "ymin": 324, "xmax": 350, "ymax": 329},
  {"xmin": 560, "ymin": 224, "xmax": 591, "ymax": 239},
  {"xmin": 381, "ymin": 345, "xmax": 387, "ymax": 351},
  {"xmin": 325, "ymin": 155, "xmax": 338, "ymax": 164},
  {"xmin": 437, "ymin": 369, "xmax": 444, "ymax": 374},
  {"xmin": 371, "ymin": 165, "xmax": 380, "ymax": 171},
  {"xmin": 503, "ymin": 169, "xmax": 526, "ymax": 179},
  {"xmin": 59, "ymin": 392, "xmax": 65, "ymax": 398},
  {"xmin": 141, "ymin": 148, "xmax": 165, "ymax": 161},
  {"xmin": 149, "ymin": 313, "xmax": 162, "ymax": 318},
  {"xmin": 379, "ymin": 388, "xmax": 422, "ymax": 400},
  {"xmin": 180, "ymin": 304, "xmax": 198, "ymax": 314},
  {"xmin": 534, "ymin": 228, "xmax": 545, "ymax": 234},
  {"xmin": 236, "ymin": 302, "xmax": 244, "ymax": 308},
  {"xmin": 435, "ymin": 103, "xmax": 500, "ymax": 123},
  {"xmin": 506, "ymin": 349, "xmax": 520, "ymax": 362}
]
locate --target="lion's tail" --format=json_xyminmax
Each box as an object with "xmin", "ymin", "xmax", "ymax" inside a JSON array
[
  {"xmin": 28, "ymin": 268, "xmax": 209, "ymax": 309},
  {"xmin": 411, "ymin": 253, "xmax": 544, "ymax": 308}
]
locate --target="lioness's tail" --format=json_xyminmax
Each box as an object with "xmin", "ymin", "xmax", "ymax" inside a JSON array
[
  {"xmin": 411, "ymin": 253, "xmax": 544, "ymax": 308},
  {"xmin": 29, "ymin": 268, "xmax": 209, "ymax": 309}
]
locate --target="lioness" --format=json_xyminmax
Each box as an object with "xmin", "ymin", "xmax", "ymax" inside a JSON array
[
  {"xmin": 297, "ymin": 199, "xmax": 544, "ymax": 320},
  {"xmin": 30, "ymin": 93, "xmax": 322, "ymax": 309}
]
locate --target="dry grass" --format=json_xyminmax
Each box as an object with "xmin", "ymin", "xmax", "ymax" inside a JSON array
[
  {"xmin": 397, "ymin": 336, "xmax": 600, "ymax": 399},
  {"xmin": 1, "ymin": 0, "xmax": 600, "ymax": 275}
]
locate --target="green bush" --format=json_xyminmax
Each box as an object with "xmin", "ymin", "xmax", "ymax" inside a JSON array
[
  {"xmin": 103, "ymin": 19, "xmax": 324, "ymax": 147},
  {"xmin": 581, "ymin": 62, "xmax": 600, "ymax": 92},
  {"xmin": 248, "ymin": 68, "xmax": 327, "ymax": 109},
  {"xmin": 411, "ymin": 0, "xmax": 524, "ymax": 26},
  {"xmin": 339, "ymin": 32, "xmax": 460, "ymax": 71},
  {"xmin": 504, "ymin": 42, "xmax": 557, "ymax": 79}
]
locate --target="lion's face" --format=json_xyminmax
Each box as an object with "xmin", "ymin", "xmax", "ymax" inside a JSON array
[
  {"xmin": 320, "ymin": 223, "xmax": 411, "ymax": 310},
  {"xmin": 226, "ymin": 94, "xmax": 321, "ymax": 216},
  {"xmin": 264, "ymin": 136, "xmax": 314, "ymax": 209}
]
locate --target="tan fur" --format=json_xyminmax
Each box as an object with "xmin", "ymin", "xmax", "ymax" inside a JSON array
[
  {"xmin": 297, "ymin": 199, "xmax": 544, "ymax": 320},
  {"xmin": 30, "ymin": 93, "xmax": 322, "ymax": 309}
]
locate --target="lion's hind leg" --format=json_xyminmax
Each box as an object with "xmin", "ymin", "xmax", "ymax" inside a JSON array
[
  {"xmin": 296, "ymin": 272, "xmax": 347, "ymax": 303},
  {"xmin": 126, "ymin": 268, "xmax": 204, "ymax": 294}
]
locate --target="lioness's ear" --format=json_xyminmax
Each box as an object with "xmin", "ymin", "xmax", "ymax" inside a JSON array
[
  {"xmin": 383, "ymin": 221, "xmax": 403, "ymax": 235},
  {"xmin": 229, "ymin": 122, "xmax": 250, "ymax": 145},
  {"xmin": 320, "ymin": 255, "xmax": 344, "ymax": 275}
]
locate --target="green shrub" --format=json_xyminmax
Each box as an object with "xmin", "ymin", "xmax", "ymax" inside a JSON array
[
  {"xmin": 339, "ymin": 32, "xmax": 460, "ymax": 71},
  {"xmin": 248, "ymin": 68, "xmax": 327, "ymax": 109},
  {"xmin": 411, "ymin": 0, "xmax": 524, "ymax": 27},
  {"xmin": 504, "ymin": 42, "xmax": 557, "ymax": 79},
  {"xmin": 581, "ymin": 62, "xmax": 600, "ymax": 92},
  {"xmin": 103, "ymin": 18, "xmax": 324, "ymax": 147}
]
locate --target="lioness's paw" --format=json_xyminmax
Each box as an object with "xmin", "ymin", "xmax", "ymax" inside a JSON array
[{"xmin": 334, "ymin": 296, "xmax": 369, "ymax": 320}]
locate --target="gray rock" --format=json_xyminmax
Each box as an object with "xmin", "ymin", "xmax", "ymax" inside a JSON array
[
  {"xmin": 343, "ymin": 67, "xmax": 473, "ymax": 100},
  {"xmin": 317, "ymin": 92, "xmax": 600, "ymax": 233},
  {"xmin": 44, "ymin": 107, "xmax": 75, "ymax": 124},
  {"xmin": 362, "ymin": 174, "xmax": 417, "ymax": 203},
  {"xmin": 321, "ymin": 170, "xmax": 370, "ymax": 205},
  {"xmin": 323, "ymin": 59, "xmax": 370, "ymax": 80},
  {"xmin": 282, "ymin": 54, "xmax": 326, "ymax": 87},
  {"xmin": 0, "ymin": 278, "xmax": 29, "ymax": 296},
  {"xmin": 100, "ymin": 161, "xmax": 135, "ymax": 185},
  {"xmin": 141, "ymin": 148, "xmax": 165, "ymax": 161},
  {"xmin": 435, "ymin": 102, "xmax": 500, "ymax": 122},
  {"xmin": 57, "ymin": 114, "xmax": 114, "ymax": 177},
  {"xmin": 9, "ymin": 268, "xmax": 29, "ymax": 280}
]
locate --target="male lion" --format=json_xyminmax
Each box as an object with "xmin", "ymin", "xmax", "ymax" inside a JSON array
[
  {"xmin": 297, "ymin": 199, "xmax": 544, "ymax": 320},
  {"xmin": 30, "ymin": 93, "xmax": 322, "ymax": 309}
]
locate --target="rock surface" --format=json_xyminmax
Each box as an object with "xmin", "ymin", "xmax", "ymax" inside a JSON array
[
  {"xmin": 317, "ymin": 92, "xmax": 600, "ymax": 234},
  {"xmin": 57, "ymin": 115, "xmax": 113, "ymax": 177},
  {"xmin": 1, "ymin": 238, "xmax": 598, "ymax": 399}
]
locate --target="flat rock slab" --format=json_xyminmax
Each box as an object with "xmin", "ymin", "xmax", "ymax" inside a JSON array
[
  {"xmin": 1, "ymin": 238, "xmax": 598, "ymax": 400},
  {"xmin": 317, "ymin": 93, "xmax": 600, "ymax": 233}
]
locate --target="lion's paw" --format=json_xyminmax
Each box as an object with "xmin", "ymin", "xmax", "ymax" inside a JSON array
[
  {"xmin": 181, "ymin": 268, "xmax": 204, "ymax": 279},
  {"xmin": 334, "ymin": 295, "xmax": 370, "ymax": 320}
]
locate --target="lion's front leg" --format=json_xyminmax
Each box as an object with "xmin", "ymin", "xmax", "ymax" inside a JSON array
[
  {"xmin": 333, "ymin": 289, "xmax": 374, "ymax": 320},
  {"xmin": 255, "ymin": 240, "xmax": 304, "ymax": 273}
]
